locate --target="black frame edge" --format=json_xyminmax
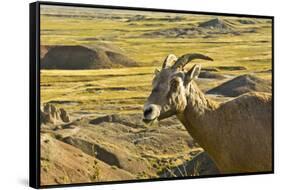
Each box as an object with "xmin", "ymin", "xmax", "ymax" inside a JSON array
[
  {"xmin": 272, "ymin": 17, "xmax": 275, "ymax": 173},
  {"xmin": 29, "ymin": 1, "xmax": 40, "ymax": 189},
  {"xmin": 31, "ymin": 1, "xmax": 274, "ymax": 189}
]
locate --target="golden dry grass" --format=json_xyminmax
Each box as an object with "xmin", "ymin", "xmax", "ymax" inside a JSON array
[{"xmin": 40, "ymin": 5, "xmax": 272, "ymax": 116}]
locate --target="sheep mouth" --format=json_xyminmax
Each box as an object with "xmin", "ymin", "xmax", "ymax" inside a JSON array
[{"xmin": 142, "ymin": 117, "xmax": 157, "ymax": 125}]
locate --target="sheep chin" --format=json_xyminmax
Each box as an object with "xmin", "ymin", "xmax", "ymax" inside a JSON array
[{"xmin": 143, "ymin": 117, "xmax": 158, "ymax": 127}]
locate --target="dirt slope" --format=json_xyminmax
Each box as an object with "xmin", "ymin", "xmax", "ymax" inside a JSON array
[
  {"xmin": 41, "ymin": 133, "xmax": 134, "ymax": 185},
  {"xmin": 40, "ymin": 104, "xmax": 214, "ymax": 185}
]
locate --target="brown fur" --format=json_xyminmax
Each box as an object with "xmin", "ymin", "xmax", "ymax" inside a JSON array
[
  {"xmin": 144, "ymin": 62, "xmax": 272, "ymax": 174},
  {"xmin": 168, "ymin": 77, "xmax": 187, "ymax": 112},
  {"xmin": 178, "ymin": 81, "xmax": 272, "ymax": 173}
]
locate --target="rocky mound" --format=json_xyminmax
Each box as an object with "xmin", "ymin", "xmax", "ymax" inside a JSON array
[
  {"xmin": 257, "ymin": 69, "xmax": 272, "ymax": 73},
  {"xmin": 201, "ymin": 66, "xmax": 246, "ymax": 72},
  {"xmin": 237, "ymin": 19, "xmax": 257, "ymax": 25},
  {"xmin": 89, "ymin": 114, "xmax": 145, "ymax": 128},
  {"xmin": 126, "ymin": 15, "xmax": 146, "ymax": 22},
  {"xmin": 126, "ymin": 15, "xmax": 185, "ymax": 22},
  {"xmin": 216, "ymin": 66, "xmax": 247, "ymax": 71},
  {"xmin": 199, "ymin": 71, "xmax": 226, "ymax": 79},
  {"xmin": 201, "ymin": 67, "xmax": 220, "ymax": 72},
  {"xmin": 143, "ymin": 28, "xmax": 199, "ymax": 38},
  {"xmin": 143, "ymin": 18, "xmax": 238, "ymax": 38},
  {"xmin": 41, "ymin": 134, "xmax": 133, "ymax": 185},
  {"xmin": 41, "ymin": 103, "xmax": 70, "ymax": 125},
  {"xmin": 89, "ymin": 114, "xmax": 184, "ymax": 129},
  {"xmin": 41, "ymin": 110, "xmax": 203, "ymax": 184},
  {"xmin": 198, "ymin": 18, "xmax": 233, "ymax": 30},
  {"xmin": 40, "ymin": 45, "xmax": 52, "ymax": 59},
  {"xmin": 41, "ymin": 45, "xmax": 137, "ymax": 69},
  {"xmin": 207, "ymin": 74, "xmax": 271, "ymax": 97},
  {"xmin": 62, "ymin": 136, "xmax": 122, "ymax": 167},
  {"xmin": 60, "ymin": 135, "xmax": 152, "ymax": 176},
  {"xmin": 159, "ymin": 152, "xmax": 219, "ymax": 177}
]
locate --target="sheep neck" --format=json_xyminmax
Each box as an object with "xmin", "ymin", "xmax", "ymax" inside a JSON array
[{"xmin": 177, "ymin": 81, "xmax": 221, "ymax": 158}]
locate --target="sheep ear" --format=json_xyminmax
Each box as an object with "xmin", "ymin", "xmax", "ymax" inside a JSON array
[{"xmin": 186, "ymin": 64, "xmax": 201, "ymax": 80}]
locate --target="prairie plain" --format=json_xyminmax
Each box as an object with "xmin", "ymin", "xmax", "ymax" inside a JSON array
[{"xmin": 39, "ymin": 5, "xmax": 272, "ymax": 185}]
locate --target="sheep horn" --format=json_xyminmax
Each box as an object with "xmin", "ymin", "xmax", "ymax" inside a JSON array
[
  {"xmin": 171, "ymin": 53, "xmax": 213, "ymax": 70},
  {"xmin": 162, "ymin": 54, "xmax": 178, "ymax": 69}
]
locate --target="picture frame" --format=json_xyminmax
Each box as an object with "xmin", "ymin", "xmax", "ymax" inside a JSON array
[{"xmin": 30, "ymin": 1, "xmax": 274, "ymax": 188}]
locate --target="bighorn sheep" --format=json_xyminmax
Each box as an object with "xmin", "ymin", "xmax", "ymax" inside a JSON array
[{"xmin": 143, "ymin": 53, "xmax": 272, "ymax": 174}]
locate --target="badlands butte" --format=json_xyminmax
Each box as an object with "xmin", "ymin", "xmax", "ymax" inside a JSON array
[{"xmin": 40, "ymin": 5, "xmax": 272, "ymax": 185}]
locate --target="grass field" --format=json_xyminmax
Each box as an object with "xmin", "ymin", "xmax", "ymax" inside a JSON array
[
  {"xmin": 40, "ymin": 5, "xmax": 272, "ymax": 116},
  {"xmin": 41, "ymin": 6, "xmax": 272, "ymax": 66}
]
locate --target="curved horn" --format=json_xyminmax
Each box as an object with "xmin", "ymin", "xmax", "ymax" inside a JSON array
[
  {"xmin": 171, "ymin": 53, "xmax": 213, "ymax": 70},
  {"xmin": 162, "ymin": 54, "xmax": 178, "ymax": 69}
]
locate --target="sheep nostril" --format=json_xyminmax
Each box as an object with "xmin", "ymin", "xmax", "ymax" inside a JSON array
[{"xmin": 144, "ymin": 107, "xmax": 152, "ymax": 117}]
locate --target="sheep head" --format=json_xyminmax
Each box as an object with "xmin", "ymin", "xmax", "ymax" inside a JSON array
[{"xmin": 143, "ymin": 53, "xmax": 213, "ymax": 124}]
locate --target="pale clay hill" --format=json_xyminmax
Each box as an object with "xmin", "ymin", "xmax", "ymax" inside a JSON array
[
  {"xmin": 41, "ymin": 45, "xmax": 137, "ymax": 70},
  {"xmin": 207, "ymin": 74, "xmax": 271, "ymax": 97},
  {"xmin": 40, "ymin": 103, "xmax": 218, "ymax": 185},
  {"xmin": 142, "ymin": 18, "xmax": 248, "ymax": 38},
  {"xmin": 198, "ymin": 18, "xmax": 234, "ymax": 29}
]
